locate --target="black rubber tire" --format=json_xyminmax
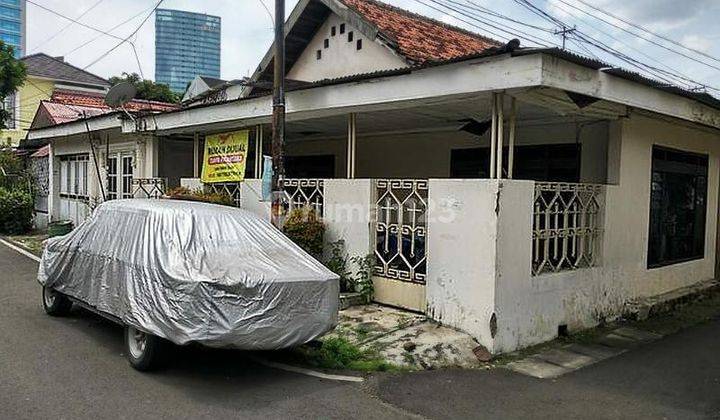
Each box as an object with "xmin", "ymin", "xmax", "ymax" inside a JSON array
[
  {"xmin": 124, "ymin": 325, "xmax": 163, "ymax": 371},
  {"xmin": 42, "ymin": 286, "xmax": 73, "ymax": 316}
]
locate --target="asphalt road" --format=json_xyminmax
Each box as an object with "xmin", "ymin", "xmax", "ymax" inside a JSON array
[{"xmin": 1, "ymin": 241, "xmax": 719, "ymax": 419}]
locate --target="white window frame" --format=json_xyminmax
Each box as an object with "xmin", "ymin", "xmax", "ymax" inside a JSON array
[
  {"xmin": 59, "ymin": 154, "xmax": 89, "ymax": 200},
  {"xmin": 106, "ymin": 151, "xmax": 134, "ymax": 200}
]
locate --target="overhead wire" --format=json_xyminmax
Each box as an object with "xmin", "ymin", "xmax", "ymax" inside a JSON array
[{"xmin": 29, "ymin": 0, "xmax": 107, "ymax": 54}]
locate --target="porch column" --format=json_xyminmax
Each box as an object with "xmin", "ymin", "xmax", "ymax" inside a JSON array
[
  {"xmin": 490, "ymin": 93, "xmax": 497, "ymax": 178},
  {"xmin": 508, "ymin": 97, "xmax": 517, "ymax": 179},
  {"xmin": 346, "ymin": 113, "xmax": 357, "ymax": 179},
  {"xmin": 255, "ymin": 125, "xmax": 264, "ymax": 178},
  {"xmin": 496, "ymin": 93, "xmax": 504, "ymax": 179},
  {"xmin": 192, "ymin": 133, "xmax": 199, "ymax": 178}
]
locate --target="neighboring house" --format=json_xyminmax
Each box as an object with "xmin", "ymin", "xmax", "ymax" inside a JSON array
[
  {"xmin": 1, "ymin": 53, "xmax": 110, "ymax": 146},
  {"xmin": 21, "ymin": 89, "xmax": 177, "ymax": 228},
  {"xmin": 26, "ymin": 0, "xmax": 720, "ymax": 355},
  {"xmin": 182, "ymin": 75, "xmax": 226, "ymax": 103}
]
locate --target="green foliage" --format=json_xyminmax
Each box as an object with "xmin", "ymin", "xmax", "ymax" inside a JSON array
[
  {"xmin": 165, "ymin": 186, "xmax": 234, "ymax": 206},
  {"xmin": 301, "ymin": 337, "xmax": 395, "ymax": 372},
  {"xmin": 283, "ymin": 207, "xmax": 325, "ymax": 258},
  {"xmin": 108, "ymin": 72, "xmax": 179, "ymax": 103},
  {"xmin": 351, "ymin": 254, "xmax": 376, "ymax": 303},
  {"xmin": 0, "ymin": 187, "xmax": 33, "ymax": 234},
  {"xmin": 325, "ymin": 240, "xmax": 353, "ymax": 292},
  {"xmin": 0, "ymin": 41, "xmax": 27, "ymax": 130}
]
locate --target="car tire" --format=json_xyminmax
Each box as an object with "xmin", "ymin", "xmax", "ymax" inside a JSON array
[
  {"xmin": 42, "ymin": 286, "xmax": 72, "ymax": 316},
  {"xmin": 124, "ymin": 325, "xmax": 163, "ymax": 371}
]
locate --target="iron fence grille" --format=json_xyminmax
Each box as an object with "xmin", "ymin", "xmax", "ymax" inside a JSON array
[
  {"xmin": 131, "ymin": 178, "xmax": 167, "ymax": 199},
  {"xmin": 374, "ymin": 179, "xmax": 428, "ymax": 284},
  {"xmin": 532, "ymin": 182, "xmax": 604, "ymax": 275},
  {"xmin": 205, "ymin": 182, "xmax": 243, "ymax": 207},
  {"xmin": 282, "ymin": 178, "xmax": 325, "ymax": 216}
]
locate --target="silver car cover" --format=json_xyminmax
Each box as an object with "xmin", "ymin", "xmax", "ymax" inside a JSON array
[{"xmin": 38, "ymin": 199, "xmax": 339, "ymax": 349}]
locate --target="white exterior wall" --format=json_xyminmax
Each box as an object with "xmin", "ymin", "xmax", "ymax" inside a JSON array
[
  {"xmin": 426, "ymin": 179, "xmax": 500, "ymax": 348},
  {"xmin": 286, "ymin": 13, "xmax": 407, "ymax": 82},
  {"xmin": 49, "ymin": 132, "xmax": 159, "ymax": 226}
]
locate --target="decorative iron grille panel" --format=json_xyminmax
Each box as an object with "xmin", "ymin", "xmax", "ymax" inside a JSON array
[
  {"xmin": 282, "ymin": 179, "xmax": 325, "ymax": 216},
  {"xmin": 205, "ymin": 182, "xmax": 242, "ymax": 207},
  {"xmin": 532, "ymin": 182, "xmax": 604, "ymax": 275},
  {"xmin": 29, "ymin": 156, "xmax": 49, "ymax": 213},
  {"xmin": 131, "ymin": 178, "xmax": 167, "ymax": 199},
  {"xmin": 374, "ymin": 179, "xmax": 428, "ymax": 284}
]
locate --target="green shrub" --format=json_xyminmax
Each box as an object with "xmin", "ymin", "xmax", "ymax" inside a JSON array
[
  {"xmin": 283, "ymin": 207, "xmax": 324, "ymax": 258},
  {"xmin": 325, "ymin": 240, "xmax": 353, "ymax": 292},
  {"xmin": 302, "ymin": 337, "xmax": 394, "ymax": 372},
  {"xmin": 0, "ymin": 187, "xmax": 33, "ymax": 234},
  {"xmin": 351, "ymin": 254, "xmax": 376, "ymax": 303},
  {"xmin": 165, "ymin": 186, "xmax": 234, "ymax": 206}
]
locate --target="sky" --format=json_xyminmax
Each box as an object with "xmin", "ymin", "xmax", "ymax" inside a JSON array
[{"xmin": 24, "ymin": 0, "xmax": 720, "ymax": 94}]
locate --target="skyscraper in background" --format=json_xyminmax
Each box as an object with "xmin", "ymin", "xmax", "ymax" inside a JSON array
[
  {"xmin": 0, "ymin": 0, "xmax": 25, "ymax": 57},
  {"xmin": 155, "ymin": 9, "xmax": 221, "ymax": 94}
]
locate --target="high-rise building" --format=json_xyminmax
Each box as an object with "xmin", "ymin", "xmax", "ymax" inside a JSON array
[
  {"xmin": 155, "ymin": 9, "xmax": 221, "ymax": 94},
  {"xmin": 0, "ymin": 0, "xmax": 25, "ymax": 58}
]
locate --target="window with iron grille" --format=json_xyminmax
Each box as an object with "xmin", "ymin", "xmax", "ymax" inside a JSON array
[{"xmin": 59, "ymin": 154, "xmax": 89, "ymax": 200}]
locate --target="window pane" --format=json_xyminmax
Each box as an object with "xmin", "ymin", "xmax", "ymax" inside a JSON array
[{"xmin": 648, "ymin": 146, "xmax": 708, "ymax": 268}]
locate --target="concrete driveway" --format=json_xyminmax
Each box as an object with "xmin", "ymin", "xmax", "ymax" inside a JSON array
[{"xmin": 1, "ymin": 241, "xmax": 718, "ymax": 419}]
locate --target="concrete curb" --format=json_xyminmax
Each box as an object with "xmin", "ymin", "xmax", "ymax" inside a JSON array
[{"xmin": 624, "ymin": 279, "xmax": 720, "ymax": 321}]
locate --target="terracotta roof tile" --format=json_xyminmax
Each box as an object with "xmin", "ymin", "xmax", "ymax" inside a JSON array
[
  {"xmin": 50, "ymin": 89, "xmax": 179, "ymax": 112},
  {"xmin": 339, "ymin": 0, "xmax": 502, "ymax": 63}
]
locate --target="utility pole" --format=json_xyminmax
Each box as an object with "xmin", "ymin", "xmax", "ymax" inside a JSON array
[
  {"xmin": 554, "ymin": 25, "xmax": 576, "ymax": 50},
  {"xmin": 271, "ymin": 0, "xmax": 286, "ymax": 227}
]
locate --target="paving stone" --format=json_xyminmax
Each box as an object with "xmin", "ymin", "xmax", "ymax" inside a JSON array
[
  {"xmin": 535, "ymin": 348, "xmax": 596, "ymax": 370},
  {"xmin": 506, "ymin": 356, "xmax": 572, "ymax": 379},
  {"xmin": 595, "ymin": 333, "xmax": 641, "ymax": 349},
  {"xmin": 611, "ymin": 326, "xmax": 663, "ymax": 342},
  {"xmin": 563, "ymin": 343, "xmax": 626, "ymax": 360}
]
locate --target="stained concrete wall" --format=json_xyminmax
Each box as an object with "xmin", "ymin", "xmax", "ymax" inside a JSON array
[
  {"xmin": 490, "ymin": 112, "xmax": 720, "ymax": 353},
  {"xmin": 425, "ymin": 179, "xmax": 501, "ymax": 348}
]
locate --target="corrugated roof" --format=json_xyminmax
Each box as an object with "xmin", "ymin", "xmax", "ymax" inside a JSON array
[{"xmin": 21, "ymin": 53, "xmax": 110, "ymax": 88}]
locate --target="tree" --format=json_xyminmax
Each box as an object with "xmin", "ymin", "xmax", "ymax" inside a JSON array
[
  {"xmin": 0, "ymin": 41, "xmax": 26, "ymax": 130},
  {"xmin": 108, "ymin": 72, "xmax": 179, "ymax": 103}
]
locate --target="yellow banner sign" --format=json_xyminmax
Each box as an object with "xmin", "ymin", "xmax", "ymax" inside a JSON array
[{"xmin": 201, "ymin": 130, "xmax": 249, "ymax": 183}]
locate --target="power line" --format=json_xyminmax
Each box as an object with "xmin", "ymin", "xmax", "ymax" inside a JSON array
[
  {"xmin": 257, "ymin": 0, "xmax": 274, "ymax": 24},
  {"xmin": 512, "ymin": 0, "xmax": 684, "ymax": 87},
  {"xmin": 63, "ymin": 5, "xmax": 155, "ymax": 57},
  {"xmin": 550, "ymin": 0, "xmax": 720, "ymax": 72},
  {"xmin": 415, "ymin": 0, "xmax": 556, "ymax": 48},
  {"xmin": 82, "ymin": 0, "xmax": 164, "ymax": 71},
  {"xmin": 25, "ymin": 0, "xmax": 125, "ymax": 43},
  {"xmin": 570, "ymin": 0, "xmax": 720, "ymax": 65},
  {"xmin": 544, "ymin": 0, "xmax": 702, "ymax": 89},
  {"xmin": 29, "ymin": 0, "xmax": 106, "ymax": 54},
  {"xmin": 510, "ymin": 0, "xmax": 720, "ymax": 91}
]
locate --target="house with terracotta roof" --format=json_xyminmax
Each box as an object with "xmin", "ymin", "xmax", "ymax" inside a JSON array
[
  {"xmin": 22, "ymin": 89, "xmax": 177, "ymax": 228},
  {"xmin": 1, "ymin": 53, "xmax": 110, "ymax": 146},
  {"xmin": 26, "ymin": 0, "xmax": 720, "ymax": 355}
]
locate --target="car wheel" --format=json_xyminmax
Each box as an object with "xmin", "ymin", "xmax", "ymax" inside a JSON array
[
  {"xmin": 125, "ymin": 325, "xmax": 162, "ymax": 371},
  {"xmin": 42, "ymin": 286, "xmax": 72, "ymax": 316}
]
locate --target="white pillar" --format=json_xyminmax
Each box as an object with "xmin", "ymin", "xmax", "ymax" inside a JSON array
[
  {"xmin": 347, "ymin": 113, "xmax": 357, "ymax": 179},
  {"xmin": 490, "ymin": 93, "xmax": 497, "ymax": 179},
  {"xmin": 496, "ymin": 93, "xmax": 504, "ymax": 179},
  {"xmin": 255, "ymin": 125, "xmax": 263, "ymax": 178},
  {"xmin": 508, "ymin": 97, "xmax": 517, "ymax": 179}
]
